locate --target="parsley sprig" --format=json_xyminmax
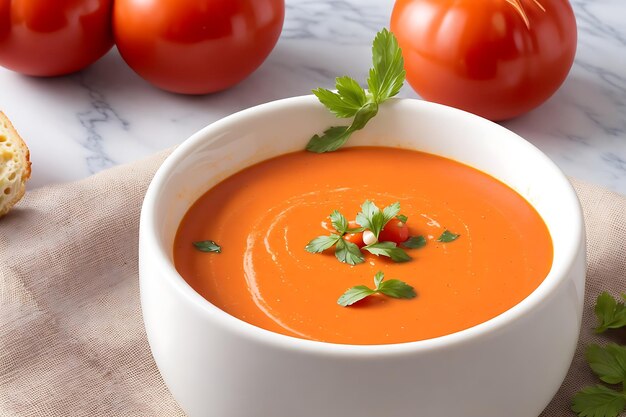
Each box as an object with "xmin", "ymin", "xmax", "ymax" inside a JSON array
[
  {"xmin": 357, "ymin": 200, "xmax": 399, "ymax": 239},
  {"xmin": 573, "ymin": 344, "xmax": 626, "ymax": 417},
  {"xmin": 402, "ymin": 235, "xmax": 426, "ymax": 249},
  {"xmin": 305, "ymin": 201, "xmax": 420, "ymax": 265},
  {"xmin": 573, "ymin": 384, "xmax": 626, "ymax": 417},
  {"xmin": 306, "ymin": 28, "xmax": 405, "ymax": 153},
  {"xmin": 572, "ymin": 292, "xmax": 626, "ymax": 417},
  {"xmin": 437, "ymin": 230, "xmax": 460, "ymax": 243},
  {"xmin": 338, "ymin": 271, "xmax": 416, "ymax": 307},
  {"xmin": 193, "ymin": 240, "xmax": 222, "ymax": 253},
  {"xmin": 357, "ymin": 200, "xmax": 412, "ymax": 262},
  {"xmin": 305, "ymin": 210, "xmax": 365, "ymax": 265},
  {"xmin": 595, "ymin": 292, "xmax": 626, "ymax": 334}
]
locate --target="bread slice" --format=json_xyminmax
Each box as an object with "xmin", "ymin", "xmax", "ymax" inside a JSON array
[{"xmin": 0, "ymin": 112, "xmax": 31, "ymax": 217}]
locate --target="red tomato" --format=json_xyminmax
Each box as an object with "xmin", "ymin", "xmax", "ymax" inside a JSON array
[
  {"xmin": 343, "ymin": 220, "xmax": 365, "ymax": 248},
  {"xmin": 390, "ymin": 0, "xmax": 577, "ymax": 121},
  {"xmin": 113, "ymin": 0, "xmax": 284, "ymax": 94},
  {"xmin": 343, "ymin": 233, "xmax": 364, "ymax": 247},
  {"xmin": 379, "ymin": 220, "xmax": 409, "ymax": 244},
  {"xmin": 0, "ymin": 0, "xmax": 113, "ymax": 76},
  {"xmin": 321, "ymin": 219, "xmax": 365, "ymax": 247}
]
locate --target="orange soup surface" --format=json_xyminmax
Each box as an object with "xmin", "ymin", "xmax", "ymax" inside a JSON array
[{"xmin": 174, "ymin": 147, "xmax": 553, "ymax": 345}]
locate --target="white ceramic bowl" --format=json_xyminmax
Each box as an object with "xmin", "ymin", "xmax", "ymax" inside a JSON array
[{"xmin": 139, "ymin": 96, "xmax": 585, "ymax": 417}]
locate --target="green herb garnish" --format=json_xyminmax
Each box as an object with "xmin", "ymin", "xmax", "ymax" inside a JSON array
[
  {"xmin": 401, "ymin": 235, "xmax": 427, "ymax": 249},
  {"xmin": 337, "ymin": 271, "xmax": 416, "ymax": 307},
  {"xmin": 305, "ymin": 210, "xmax": 365, "ymax": 265},
  {"xmin": 595, "ymin": 292, "xmax": 626, "ymax": 334},
  {"xmin": 305, "ymin": 234, "xmax": 342, "ymax": 253},
  {"xmin": 363, "ymin": 241, "xmax": 411, "ymax": 263},
  {"xmin": 396, "ymin": 214, "xmax": 408, "ymax": 223},
  {"xmin": 572, "ymin": 385, "xmax": 626, "ymax": 417},
  {"xmin": 572, "ymin": 344, "xmax": 626, "ymax": 417},
  {"xmin": 572, "ymin": 293, "xmax": 626, "ymax": 417},
  {"xmin": 306, "ymin": 28, "xmax": 405, "ymax": 153},
  {"xmin": 356, "ymin": 200, "xmax": 400, "ymax": 239},
  {"xmin": 193, "ymin": 240, "xmax": 222, "ymax": 253},
  {"xmin": 437, "ymin": 230, "xmax": 460, "ymax": 242},
  {"xmin": 306, "ymin": 201, "xmax": 414, "ymax": 264},
  {"xmin": 335, "ymin": 238, "xmax": 366, "ymax": 265},
  {"xmin": 306, "ymin": 201, "xmax": 434, "ymax": 264}
]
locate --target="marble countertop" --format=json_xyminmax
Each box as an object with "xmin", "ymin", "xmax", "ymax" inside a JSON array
[{"xmin": 0, "ymin": 0, "xmax": 624, "ymax": 194}]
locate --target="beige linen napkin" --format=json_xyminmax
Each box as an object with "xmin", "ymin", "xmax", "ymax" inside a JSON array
[{"xmin": 0, "ymin": 149, "xmax": 624, "ymax": 417}]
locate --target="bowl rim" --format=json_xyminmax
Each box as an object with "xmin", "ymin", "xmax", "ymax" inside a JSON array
[{"xmin": 140, "ymin": 95, "xmax": 585, "ymax": 356}]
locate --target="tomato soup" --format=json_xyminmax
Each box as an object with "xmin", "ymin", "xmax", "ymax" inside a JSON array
[{"xmin": 174, "ymin": 147, "xmax": 553, "ymax": 345}]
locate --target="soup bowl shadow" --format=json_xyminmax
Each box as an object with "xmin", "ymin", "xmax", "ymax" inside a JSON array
[{"xmin": 139, "ymin": 96, "xmax": 585, "ymax": 417}]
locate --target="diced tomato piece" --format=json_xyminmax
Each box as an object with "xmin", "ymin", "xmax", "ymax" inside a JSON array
[
  {"xmin": 321, "ymin": 219, "xmax": 365, "ymax": 247},
  {"xmin": 343, "ymin": 231, "xmax": 364, "ymax": 247},
  {"xmin": 379, "ymin": 220, "xmax": 409, "ymax": 243},
  {"xmin": 343, "ymin": 220, "xmax": 364, "ymax": 247}
]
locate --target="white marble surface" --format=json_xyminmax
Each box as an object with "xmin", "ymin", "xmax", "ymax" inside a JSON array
[{"xmin": 0, "ymin": 0, "xmax": 624, "ymax": 194}]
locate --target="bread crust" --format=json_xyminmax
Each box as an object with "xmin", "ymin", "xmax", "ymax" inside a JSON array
[{"xmin": 0, "ymin": 112, "xmax": 31, "ymax": 217}]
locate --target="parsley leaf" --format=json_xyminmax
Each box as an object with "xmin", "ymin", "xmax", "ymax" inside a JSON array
[
  {"xmin": 306, "ymin": 126, "xmax": 352, "ymax": 153},
  {"xmin": 193, "ymin": 240, "xmax": 222, "ymax": 253},
  {"xmin": 338, "ymin": 271, "xmax": 416, "ymax": 307},
  {"xmin": 363, "ymin": 241, "xmax": 411, "ymax": 263},
  {"xmin": 305, "ymin": 209, "xmax": 366, "ymax": 265},
  {"xmin": 378, "ymin": 278, "xmax": 417, "ymax": 299},
  {"xmin": 396, "ymin": 214, "xmax": 408, "ymax": 223},
  {"xmin": 572, "ymin": 294, "xmax": 626, "ymax": 417},
  {"xmin": 367, "ymin": 28, "xmax": 406, "ymax": 102},
  {"xmin": 305, "ymin": 234, "xmax": 341, "ymax": 253},
  {"xmin": 401, "ymin": 236, "xmax": 427, "ymax": 249},
  {"xmin": 312, "ymin": 88, "xmax": 358, "ymax": 119},
  {"xmin": 335, "ymin": 238, "xmax": 365, "ymax": 265},
  {"xmin": 307, "ymin": 28, "xmax": 405, "ymax": 153},
  {"xmin": 400, "ymin": 236, "xmax": 426, "ymax": 249},
  {"xmin": 312, "ymin": 78, "xmax": 366, "ymax": 119},
  {"xmin": 437, "ymin": 230, "xmax": 460, "ymax": 242},
  {"xmin": 356, "ymin": 200, "xmax": 400, "ymax": 239},
  {"xmin": 335, "ymin": 76, "xmax": 368, "ymax": 111},
  {"xmin": 356, "ymin": 200, "xmax": 383, "ymax": 237},
  {"xmin": 337, "ymin": 285, "xmax": 376, "ymax": 307},
  {"xmin": 586, "ymin": 344, "xmax": 626, "ymax": 385},
  {"xmin": 382, "ymin": 201, "xmax": 401, "ymax": 225},
  {"xmin": 572, "ymin": 385, "xmax": 626, "ymax": 417},
  {"xmin": 349, "ymin": 102, "xmax": 379, "ymax": 131},
  {"xmin": 595, "ymin": 292, "xmax": 626, "ymax": 334},
  {"xmin": 329, "ymin": 210, "xmax": 349, "ymax": 235},
  {"xmin": 373, "ymin": 270, "xmax": 385, "ymax": 288}
]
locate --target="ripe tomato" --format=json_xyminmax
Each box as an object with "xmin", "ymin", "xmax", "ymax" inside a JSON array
[
  {"xmin": 343, "ymin": 220, "xmax": 365, "ymax": 248},
  {"xmin": 342, "ymin": 233, "xmax": 364, "ymax": 248},
  {"xmin": 0, "ymin": 0, "xmax": 114, "ymax": 76},
  {"xmin": 390, "ymin": 0, "xmax": 577, "ymax": 121},
  {"xmin": 321, "ymin": 219, "xmax": 365, "ymax": 247},
  {"xmin": 113, "ymin": 0, "xmax": 284, "ymax": 94},
  {"xmin": 379, "ymin": 220, "xmax": 409, "ymax": 244}
]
